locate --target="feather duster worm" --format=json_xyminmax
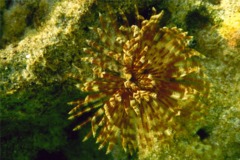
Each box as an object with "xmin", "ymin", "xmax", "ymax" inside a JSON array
[{"xmin": 68, "ymin": 6, "xmax": 208, "ymax": 154}]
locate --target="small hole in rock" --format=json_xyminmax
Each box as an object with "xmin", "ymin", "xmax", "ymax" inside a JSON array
[{"xmin": 196, "ymin": 128, "xmax": 210, "ymax": 141}]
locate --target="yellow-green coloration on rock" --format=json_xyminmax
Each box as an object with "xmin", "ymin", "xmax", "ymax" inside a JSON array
[
  {"xmin": 68, "ymin": 6, "xmax": 209, "ymax": 156},
  {"xmin": 0, "ymin": 0, "xmax": 54, "ymax": 48},
  {"xmin": 0, "ymin": 0, "xmax": 95, "ymax": 94},
  {"xmin": 0, "ymin": 1, "xmax": 112, "ymax": 160}
]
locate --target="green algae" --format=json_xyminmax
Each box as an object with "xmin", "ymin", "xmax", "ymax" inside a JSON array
[{"xmin": 0, "ymin": 0, "xmax": 54, "ymax": 49}]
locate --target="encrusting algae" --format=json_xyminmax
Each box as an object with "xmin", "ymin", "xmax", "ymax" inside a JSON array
[{"xmin": 68, "ymin": 6, "xmax": 209, "ymax": 155}]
